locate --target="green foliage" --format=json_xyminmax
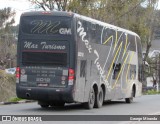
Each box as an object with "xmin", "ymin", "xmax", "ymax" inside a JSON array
[
  {"xmin": 144, "ymin": 89, "xmax": 160, "ymax": 95},
  {"xmin": 29, "ymin": 0, "xmax": 68, "ymax": 11},
  {"xmin": 8, "ymin": 97, "xmax": 24, "ymax": 102},
  {"xmin": 0, "ymin": 70, "xmax": 16, "ymax": 102},
  {"xmin": 0, "ymin": 7, "xmax": 15, "ymax": 28},
  {"xmin": 0, "ymin": 7, "xmax": 17, "ymax": 68}
]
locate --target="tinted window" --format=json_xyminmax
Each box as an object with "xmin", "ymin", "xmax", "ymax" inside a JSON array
[
  {"xmin": 22, "ymin": 52, "xmax": 67, "ymax": 66},
  {"xmin": 80, "ymin": 60, "xmax": 87, "ymax": 77},
  {"xmin": 21, "ymin": 16, "xmax": 71, "ymax": 35},
  {"xmin": 129, "ymin": 35, "xmax": 136, "ymax": 52}
]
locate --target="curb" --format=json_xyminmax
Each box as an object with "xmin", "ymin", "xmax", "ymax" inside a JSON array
[{"xmin": 0, "ymin": 100, "xmax": 35, "ymax": 105}]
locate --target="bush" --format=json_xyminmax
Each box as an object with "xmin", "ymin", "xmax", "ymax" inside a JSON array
[
  {"xmin": 9, "ymin": 97, "xmax": 24, "ymax": 102},
  {"xmin": 144, "ymin": 89, "xmax": 160, "ymax": 95},
  {"xmin": 0, "ymin": 70, "xmax": 16, "ymax": 102}
]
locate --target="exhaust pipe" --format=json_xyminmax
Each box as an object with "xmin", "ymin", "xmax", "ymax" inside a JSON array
[{"xmin": 26, "ymin": 93, "xmax": 30, "ymax": 98}]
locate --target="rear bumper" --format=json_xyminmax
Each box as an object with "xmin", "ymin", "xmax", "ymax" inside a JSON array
[{"xmin": 16, "ymin": 84, "xmax": 75, "ymax": 103}]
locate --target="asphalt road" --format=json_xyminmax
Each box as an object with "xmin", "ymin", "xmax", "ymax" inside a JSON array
[{"xmin": 0, "ymin": 95, "xmax": 160, "ymax": 124}]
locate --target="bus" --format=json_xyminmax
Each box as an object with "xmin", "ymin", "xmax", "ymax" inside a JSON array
[{"xmin": 16, "ymin": 11, "xmax": 143, "ymax": 109}]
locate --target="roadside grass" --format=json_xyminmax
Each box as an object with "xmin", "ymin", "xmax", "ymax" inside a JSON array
[
  {"xmin": 0, "ymin": 70, "xmax": 16, "ymax": 102},
  {"xmin": 144, "ymin": 89, "xmax": 160, "ymax": 95},
  {"xmin": 8, "ymin": 97, "xmax": 25, "ymax": 102}
]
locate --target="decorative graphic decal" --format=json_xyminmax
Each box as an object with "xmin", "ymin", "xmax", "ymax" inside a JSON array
[
  {"xmin": 77, "ymin": 20, "xmax": 136, "ymax": 91},
  {"xmin": 31, "ymin": 20, "xmax": 60, "ymax": 34},
  {"xmin": 94, "ymin": 50, "xmax": 111, "ymax": 89},
  {"xmin": 106, "ymin": 42, "xmax": 123, "ymax": 80},
  {"xmin": 77, "ymin": 21, "xmax": 92, "ymax": 53},
  {"xmin": 77, "ymin": 21, "xmax": 111, "ymax": 91},
  {"xmin": 100, "ymin": 26, "xmax": 132, "ymax": 90}
]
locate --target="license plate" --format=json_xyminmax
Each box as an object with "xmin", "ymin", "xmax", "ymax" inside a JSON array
[{"xmin": 37, "ymin": 83, "xmax": 49, "ymax": 87}]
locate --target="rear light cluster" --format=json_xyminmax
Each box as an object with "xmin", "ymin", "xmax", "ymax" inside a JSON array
[
  {"xmin": 68, "ymin": 69, "xmax": 74, "ymax": 80},
  {"xmin": 16, "ymin": 67, "xmax": 20, "ymax": 83},
  {"xmin": 68, "ymin": 68, "xmax": 75, "ymax": 86}
]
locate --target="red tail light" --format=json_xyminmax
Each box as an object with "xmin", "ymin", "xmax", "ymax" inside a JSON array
[
  {"xmin": 68, "ymin": 69, "xmax": 74, "ymax": 80},
  {"xmin": 16, "ymin": 67, "xmax": 20, "ymax": 78}
]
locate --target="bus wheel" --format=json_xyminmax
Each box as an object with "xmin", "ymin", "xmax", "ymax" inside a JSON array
[
  {"xmin": 125, "ymin": 88, "xmax": 134, "ymax": 103},
  {"xmin": 38, "ymin": 101, "xmax": 49, "ymax": 108},
  {"xmin": 40, "ymin": 104, "xmax": 49, "ymax": 108},
  {"xmin": 94, "ymin": 87, "xmax": 104, "ymax": 108},
  {"xmin": 51, "ymin": 102, "xmax": 65, "ymax": 107},
  {"xmin": 83, "ymin": 87, "xmax": 95, "ymax": 109}
]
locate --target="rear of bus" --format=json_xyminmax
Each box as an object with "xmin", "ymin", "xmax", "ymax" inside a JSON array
[{"xmin": 16, "ymin": 11, "xmax": 76, "ymax": 104}]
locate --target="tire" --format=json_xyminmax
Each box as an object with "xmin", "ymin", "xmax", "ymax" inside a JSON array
[
  {"xmin": 38, "ymin": 101, "xmax": 49, "ymax": 108},
  {"xmin": 94, "ymin": 87, "xmax": 104, "ymax": 108},
  {"xmin": 83, "ymin": 87, "xmax": 95, "ymax": 109},
  {"xmin": 40, "ymin": 104, "xmax": 49, "ymax": 108},
  {"xmin": 51, "ymin": 102, "xmax": 65, "ymax": 107},
  {"xmin": 125, "ymin": 88, "xmax": 134, "ymax": 103}
]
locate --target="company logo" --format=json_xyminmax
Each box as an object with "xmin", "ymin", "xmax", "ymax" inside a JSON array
[{"xmin": 59, "ymin": 28, "xmax": 71, "ymax": 35}]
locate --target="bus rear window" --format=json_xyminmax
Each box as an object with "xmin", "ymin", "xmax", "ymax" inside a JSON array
[
  {"xmin": 21, "ymin": 16, "xmax": 71, "ymax": 35},
  {"xmin": 22, "ymin": 52, "xmax": 67, "ymax": 66}
]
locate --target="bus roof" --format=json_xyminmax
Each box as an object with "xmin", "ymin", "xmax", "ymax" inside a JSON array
[
  {"xmin": 21, "ymin": 11, "xmax": 74, "ymax": 17},
  {"xmin": 21, "ymin": 11, "xmax": 140, "ymax": 38},
  {"xmin": 74, "ymin": 13, "xmax": 140, "ymax": 38}
]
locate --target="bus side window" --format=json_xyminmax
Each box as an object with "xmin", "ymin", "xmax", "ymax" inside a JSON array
[
  {"xmin": 80, "ymin": 60, "xmax": 87, "ymax": 78},
  {"xmin": 113, "ymin": 63, "xmax": 121, "ymax": 71},
  {"xmin": 113, "ymin": 63, "xmax": 121, "ymax": 79}
]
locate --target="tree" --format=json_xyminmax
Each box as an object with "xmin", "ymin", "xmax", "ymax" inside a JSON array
[
  {"xmin": 142, "ymin": 0, "xmax": 159, "ymax": 63},
  {"xmin": 29, "ymin": 0, "xmax": 68, "ymax": 11},
  {"xmin": 0, "ymin": 7, "xmax": 15, "ymax": 28},
  {"xmin": 0, "ymin": 7, "xmax": 16, "ymax": 69}
]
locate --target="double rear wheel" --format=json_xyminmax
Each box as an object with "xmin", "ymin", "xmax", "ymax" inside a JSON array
[
  {"xmin": 95, "ymin": 87, "xmax": 104, "ymax": 108},
  {"xmin": 38, "ymin": 101, "xmax": 49, "ymax": 108},
  {"xmin": 83, "ymin": 87, "xmax": 95, "ymax": 109},
  {"xmin": 84, "ymin": 87, "xmax": 104, "ymax": 109}
]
